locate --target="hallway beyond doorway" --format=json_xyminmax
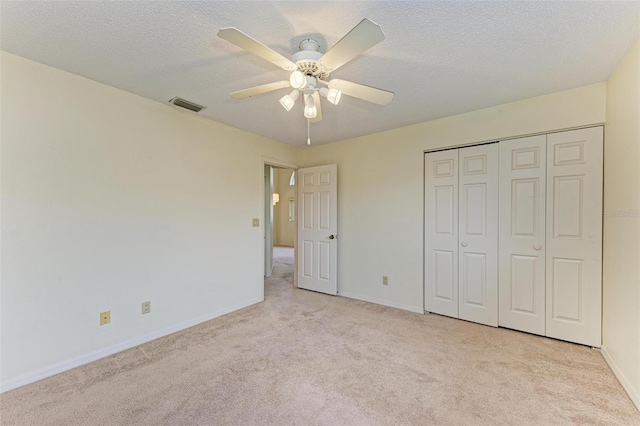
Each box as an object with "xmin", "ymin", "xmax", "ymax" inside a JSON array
[{"xmin": 265, "ymin": 246, "xmax": 294, "ymax": 298}]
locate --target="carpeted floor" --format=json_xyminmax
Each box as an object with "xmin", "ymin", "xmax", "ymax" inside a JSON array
[{"xmin": 1, "ymin": 246, "xmax": 638, "ymax": 425}]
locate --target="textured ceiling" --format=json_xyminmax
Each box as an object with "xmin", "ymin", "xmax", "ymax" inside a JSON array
[{"xmin": 2, "ymin": 1, "xmax": 639, "ymax": 147}]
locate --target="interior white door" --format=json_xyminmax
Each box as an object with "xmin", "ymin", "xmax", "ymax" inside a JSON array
[
  {"xmin": 458, "ymin": 144, "xmax": 499, "ymax": 326},
  {"xmin": 499, "ymin": 135, "xmax": 547, "ymax": 335},
  {"xmin": 545, "ymin": 127, "xmax": 603, "ymax": 347},
  {"xmin": 424, "ymin": 150, "xmax": 459, "ymax": 318},
  {"xmin": 297, "ymin": 164, "xmax": 338, "ymax": 295}
]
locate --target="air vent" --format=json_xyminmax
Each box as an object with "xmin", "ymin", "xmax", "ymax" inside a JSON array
[{"xmin": 169, "ymin": 97, "xmax": 206, "ymax": 113}]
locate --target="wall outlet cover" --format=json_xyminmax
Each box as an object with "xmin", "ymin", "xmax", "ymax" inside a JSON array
[{"xmin": 141, "ymin": 301, "xmax": 151, "ymax": 315}]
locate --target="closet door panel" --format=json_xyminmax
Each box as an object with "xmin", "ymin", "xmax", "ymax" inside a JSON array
[
  {"xmin": 425, "ymin": 150, "xmax": 459, "ymax": 318},
  {"xmin": 498, "ymin": 135, "xmax": 547, "ymax": 335},
  {"xmin": 546, "ymin": 127, "xmax": 603, "ymax": 347},
  {"xmin": 458, "ymin": 144, "xmax": 499, "ymax": 326}
]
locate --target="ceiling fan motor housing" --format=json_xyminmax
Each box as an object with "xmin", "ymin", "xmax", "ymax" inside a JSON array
[
  {"xmin": 292, "ymin": 40, "xmax": 328, "ymax": 79},
  {"xmin": 298, "ymin": 39, "xmax": 320, "ymax": 52}
]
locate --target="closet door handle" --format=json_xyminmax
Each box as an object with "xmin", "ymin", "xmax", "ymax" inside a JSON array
[
  {"xmin": 461, "ymin": 242, "xmax": 468, "ymax": 247},
  {"xmin": 533, "ymin": 244, "xmax": 542, "ymax": 251}
]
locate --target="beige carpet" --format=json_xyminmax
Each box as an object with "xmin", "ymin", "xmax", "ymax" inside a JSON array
[{"xmin": 1, "ymin": 246, "xmax": 638, "ymax": 425}]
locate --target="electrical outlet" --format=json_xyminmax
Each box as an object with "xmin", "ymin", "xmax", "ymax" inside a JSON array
[
  {"xmin": 141, "ymin": 301, "xmax": 151, "ymax": 315},
  {"xmin": 252, "ymin": 218, "xmax": 260, "ymax": 227},
  {"xmin": 383, "ymin": 276, "xmax": 389, "ymax": 285},
  {"xmin": 100, "ymin": 310, "xmax": 111, "ymax": 325}
]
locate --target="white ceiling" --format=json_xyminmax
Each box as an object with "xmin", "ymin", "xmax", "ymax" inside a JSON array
[{"xmin": 2, "ymin": 1, "xmax": 639, "ymax": 147}]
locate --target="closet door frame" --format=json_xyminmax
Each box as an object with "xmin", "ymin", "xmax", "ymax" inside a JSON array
[{"xmin": 423, "ymin": 126, "xmax": 603, "ymax": 347}]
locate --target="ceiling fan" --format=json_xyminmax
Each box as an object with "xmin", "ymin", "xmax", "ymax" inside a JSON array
[{"xmin": 217, "ymin": 19, "xmax": 394, "ymax": 127}]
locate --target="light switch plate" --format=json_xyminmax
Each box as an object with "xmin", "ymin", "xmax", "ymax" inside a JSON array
[{"xmin": 252, "ymin": 218, "xmax": 260, "ymax": 227}]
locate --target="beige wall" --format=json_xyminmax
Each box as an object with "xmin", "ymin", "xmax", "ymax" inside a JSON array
[
  {"xmin": 299, "ymin": 83, "xmax": 606, "ymax": 313},
  {"xmin": 273, "ymin": 168, "xmax": 295, "ymax": 247},
  {"xmin": 0, "ymin": 52, "xmax": 297, "ymax": 388},
  {"xmin": 602, "ymin": 38, "xmax": 640, "ymax": 409}
]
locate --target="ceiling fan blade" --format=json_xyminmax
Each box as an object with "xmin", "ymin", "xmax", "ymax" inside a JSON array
[
  {"xmin": 218, "ymin": 27, "xmax": 297, "ymax": 72},
  {"xmin": 310, "ymin": 92, "xmax": 323, "ymax": 123},
  {"xmin": 328, "ymin": 79, "xmax": 394, "ymax": 106},
  {"xmin": 317, "ymin": 19, "xmax": 385, "ymax": 73},
  {"xmin": 229, "ymin": 81, "xmax": 290, "ymax": 99}
]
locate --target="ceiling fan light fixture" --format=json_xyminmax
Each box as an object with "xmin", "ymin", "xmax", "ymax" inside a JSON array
[
  {"xmin": 320, "ymin": 87, "xmax": 342, "ymax": 105},
  {"xmin": 279, "ymin": 90, "xmax": 300, "ymax": 112},
  {"xmin": 303, "ymin": 95, "xmax": 317, "ymax": 119},
  {"xmin": 289, "ymin": 70, "xmax": 307, "ymax": 89},
  {"xmin": 328, "ymin": 88, "xmax": 342, "ymax": 105}
]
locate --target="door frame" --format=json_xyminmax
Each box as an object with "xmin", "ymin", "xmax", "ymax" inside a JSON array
[
  {"xmin": 264, "ymin": 164, "xmax": 274, "ymax": 278},
  {"xmin": 261, "ymin": 157, "xmax": 299, "ymax": 301}
]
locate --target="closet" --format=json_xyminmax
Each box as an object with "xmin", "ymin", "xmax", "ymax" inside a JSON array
[{"xmin": 424, "ymin": 127, "xmax": 603, "ymax": 347}]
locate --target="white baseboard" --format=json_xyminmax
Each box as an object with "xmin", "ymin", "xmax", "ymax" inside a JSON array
[
  {"xmin": 601, "ymin": 346, "xmax": 640, "ymax": 412},
  {"xmin": 0, "ymin": 297, "xmax": 263, "ymax": 394},
  {"xmin": 338, "ymin": 291, "xmax": 423, "ymax": 314}
]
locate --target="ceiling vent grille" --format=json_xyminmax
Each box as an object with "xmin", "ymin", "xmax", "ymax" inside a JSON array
[{"xmin": 169, "ymin": 97, "xmax": 206, "ymax": 113}]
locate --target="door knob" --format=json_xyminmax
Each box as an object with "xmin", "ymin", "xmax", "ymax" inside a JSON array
[
  {"xmin": 533, "ymin": 244, "xmax": 542, "ymax": 251},
  {"xmin": 329, "ymin": 235, "xmax": 335, "ymax": 240},
  {"xmin": 461, "ymin": 242, "xmax": 468, "ymax": 247}
]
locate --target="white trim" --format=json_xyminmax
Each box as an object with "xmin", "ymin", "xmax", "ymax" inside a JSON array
[
  {"xmin": 261, "ymin": 157, "xmax": 299, "ymax": 289},
  {"xmin": 338, "ymin": 291, "xmax": 424, "ymax": 314},
  {"xmin": 601, "ymin": 346, "xmax": 640, "ymax": 412},
  {"xmin": 262, "ymin": 156, "xmax": 298, "ymax": 170},
  {"xmin": 0, "ymin": 297, "xmax": 262, "ymax": 394}
]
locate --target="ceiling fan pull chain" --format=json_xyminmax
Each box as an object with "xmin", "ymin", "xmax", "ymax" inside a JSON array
[{"xmin": 307, "ymin": 119, "xmax": 311, "ymax": 145}]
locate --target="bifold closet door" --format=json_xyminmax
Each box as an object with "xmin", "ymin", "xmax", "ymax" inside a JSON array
[
  {"xmin": 425, "ymin": 150, "xmax": 459, "ymax": 318},
  {"xmin": 498, "ymin": 135, "xmax": 547, "ymax": 335},
  {"xmin": 425, "ymin": 145, "xmax": 499, "ymax": 326},
  {"xmin": 546, "ymin": 127, "xmax": 603, "ymax": 347},
  {"xmin": 458, "ymin": 144, "xmax": 499, "ymax": 326}
]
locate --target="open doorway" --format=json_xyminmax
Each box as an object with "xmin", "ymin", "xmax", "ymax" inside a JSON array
[
  {"xmin": 263, "ymin": 160, "xmax": 297, "ymax": 300},
  {"xmin": 265, "ymin": 245, "xmax": 295, "ymax": 300},
  {"xmin": 264, "ymin": 162, "xmax": 339, "ymax": 298}
]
